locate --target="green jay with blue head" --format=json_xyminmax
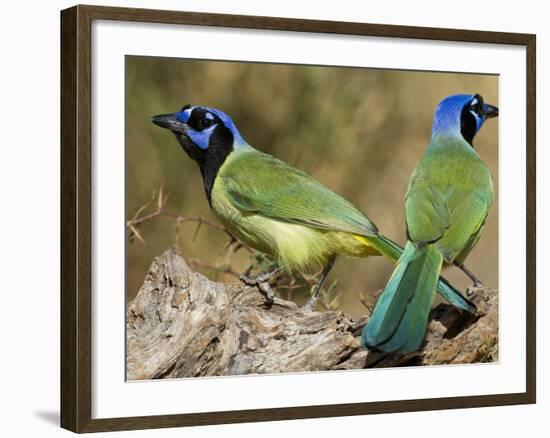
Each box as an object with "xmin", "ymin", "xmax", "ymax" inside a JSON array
[
  {"xmin": 151, "ymin": 104, "xmax": 475, "ymax": 311},
  {"xmin": 361, "ymin": 93, "xmax": 498, "ymax": 354}
]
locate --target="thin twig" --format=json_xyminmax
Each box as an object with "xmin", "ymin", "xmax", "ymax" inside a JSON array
[
  {"xmin": 359, "ymin": 291, "xmax": 376, "ymax": 315},
  {"xmin": 127, "ymin": 208, "xmax": 228, "ymax": 235},
  {"xmin": 127, "ymin": 185, "xmax": 343, "ymax": 308},
  {"xmin": 127, "ymin": 186, "xmax": 254, "ymax": 285}
]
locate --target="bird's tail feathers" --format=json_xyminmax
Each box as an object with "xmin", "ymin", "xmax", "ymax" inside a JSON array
[
  {"xmin": 358, "ymin": 234, "xmax": 475, "ymax": 314},
  {"xmin": 361, "ymin": 241, "xmax": 443, "ymax": 354},
  {"xmin": 436, "ymin": 276, "xmax": 476, "ymax": 313},
  {"xmin": 366, "ymin": 234, "xmax": 403, "ymax": 262}
]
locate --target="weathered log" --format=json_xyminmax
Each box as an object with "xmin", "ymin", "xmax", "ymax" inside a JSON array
[{"xmin": 126, "ymin": 246, "xmax": 498, "ymax": 380}]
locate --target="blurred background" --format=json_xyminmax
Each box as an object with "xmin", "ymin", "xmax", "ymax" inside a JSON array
[{"xmin": 126, "ymin": 56, "xmax": 498, "ymax": 315}]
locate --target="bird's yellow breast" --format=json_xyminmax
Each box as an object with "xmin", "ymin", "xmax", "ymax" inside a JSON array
[{"xmin": 210, "ymin": 184, "xmax": 371, "ymax": 271}]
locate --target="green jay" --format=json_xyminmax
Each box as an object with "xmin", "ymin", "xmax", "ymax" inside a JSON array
[
  {"xmin": 151, "ymin": 104, "xmax": 474, "ymax": 311},
  {"xmin": 362, "ymin": 93, "xmax": 498, "ymax": 354}
]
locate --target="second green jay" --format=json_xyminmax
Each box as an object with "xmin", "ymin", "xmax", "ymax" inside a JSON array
[
  {"xmin": 362, "ymin": 93, "xmax": 498, "ymax": 354},
  {"xmin": 152, "ymin": 104, "xmax": 474, "ymax": 311}
]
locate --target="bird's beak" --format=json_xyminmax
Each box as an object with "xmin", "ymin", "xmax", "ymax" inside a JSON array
[
  {"xmin": 151, "ymin": 113, "xmax": 188, "ymax": 134},
  {"xmin": 483, "ymin": 103, "xmax": 499, "ymax": 119}
]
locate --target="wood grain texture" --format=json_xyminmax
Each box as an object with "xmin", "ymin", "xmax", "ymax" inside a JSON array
[
  {"xmin": 79, "ymin": 4, "xmax": 534, "ymax": 45},
  {"xmin": 525, "ymin": 33, "xmax": 537, "ymax": 403},
  {"xmin": 60, "ymin": 6, "xmax": 78, "ymax": 432},
  {"xmin": 126, "ymin": 246, "xmax": 498, "ymax": 380}
]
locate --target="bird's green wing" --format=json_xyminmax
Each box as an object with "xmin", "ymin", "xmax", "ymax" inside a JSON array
[
  {"xmin": 216, "ymin": 150, "xmax": 379, "ymax": 237},
  {"xmin": 406, "ymin": 188, "xmax": 490, "ymax": 262},
  {"xmin": 404, "ymin": 144, "xmax": 493, "ymax": 262},
  {"xmin": 216, "ymin": 149, "xmax": 477, "ymax": 314}
]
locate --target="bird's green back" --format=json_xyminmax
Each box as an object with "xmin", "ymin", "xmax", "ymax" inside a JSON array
[
  {"xmin": 405, "ymin": 137, "xmax": 493, "ymax": 262},
  {"xmin": 215, "ymin": 149, "xmax": 380, "ymax": 238}
]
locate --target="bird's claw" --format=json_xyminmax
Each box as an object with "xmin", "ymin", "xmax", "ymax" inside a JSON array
[
  {"xmin": 239, "ymin": 268, "xmax": 282, "ymax": 308},
  {"xmin": 257, "ymin": 282, "xmax": 275, "ymax": 308},
  {"xmin": 302, "ymin": 295, "xmax": 318, "ymax": 312},
  {"xmin": 239, "ymin": 266, "xmax": 283, "ymax": 286},
  {"xmin": 455, "ymin": 261, "xmax": 484, "ymax": 289}
]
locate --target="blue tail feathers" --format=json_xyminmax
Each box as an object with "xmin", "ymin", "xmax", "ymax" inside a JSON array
[
  {"xmin": 374, "ymin": 235, "xmax": 475, "ymax": 314},
  {"xmin": 362, "ymin": 241, "xmax": 444, "ymax": 354}
]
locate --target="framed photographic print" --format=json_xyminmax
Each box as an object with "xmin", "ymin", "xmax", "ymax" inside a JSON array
[{"xmin": 60, "ymin": 4, "xmax": 536, "ymax": 433}]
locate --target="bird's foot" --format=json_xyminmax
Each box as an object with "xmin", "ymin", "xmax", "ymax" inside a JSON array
[
  {"xmin": 301, "ymin": 256, "xmax": 337, "ymax": 312},
  {"xmin": 455, "ymin": 261, "xmax": 484, "ymax": 288},
  {"xmin": 302, "ymin": 295, "xmax": 318, "ymax": 312},
  {"xmin": 256, "ymin": 281, "xmax": 275, "ymax": 308},
  {"xmin": 240, "ymin": 266, "xmax": 283, "ymax": 286},
  {"xmin": 239, "ymin": 267, "xmax": 284, "ymax": 307}
]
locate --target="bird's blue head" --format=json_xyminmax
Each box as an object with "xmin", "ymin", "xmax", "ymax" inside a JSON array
[
  {"xmin": 152, "ymin": 105, "xmax": 248, "ymax": 202},
  {"xmin": 152, "ymin": 105, "xmax": 247, "ymax": 153},
  {"xmin": 431, "ymin": 94, "xmax": 498, "ymax": 146}
]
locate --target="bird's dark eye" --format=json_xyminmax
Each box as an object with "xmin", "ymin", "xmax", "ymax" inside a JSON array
[
  {"xmin": 471, "ymin": 101, "xmax": 481, "ymax": 114},
  {"xmin": 200, "ymin": 118, "xmax": 213, "ymax": 128}
]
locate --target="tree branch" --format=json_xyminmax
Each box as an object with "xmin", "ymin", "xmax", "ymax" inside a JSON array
[{"xmin": 126, "ymin": 246, "xmax": 498, "ymax": 380}]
